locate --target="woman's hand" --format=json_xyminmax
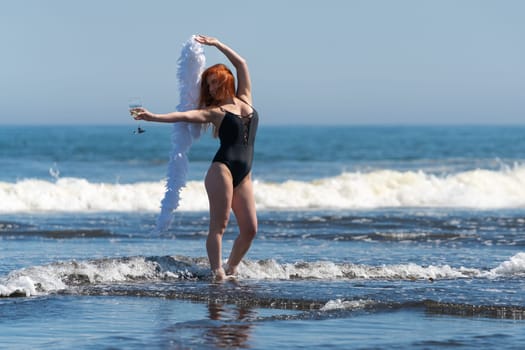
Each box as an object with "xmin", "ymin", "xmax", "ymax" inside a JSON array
[
  {"xmin": 194, "ymin": 34, "xmax": 220, "ymax": 47},
  {"xmin": 131, "ymin": 107, "xmax": 155, "ymax": 121}
]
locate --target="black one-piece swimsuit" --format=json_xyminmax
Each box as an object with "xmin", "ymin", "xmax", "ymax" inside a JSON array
[{"xmin": 212, "ymin": 109, "xmax": 259, "ymax": 188}]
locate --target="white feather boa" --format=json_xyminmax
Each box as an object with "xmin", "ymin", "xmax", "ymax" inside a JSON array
[{"xmin": 156, "ymin": 36, "xmax": 206, "ymax": 231}]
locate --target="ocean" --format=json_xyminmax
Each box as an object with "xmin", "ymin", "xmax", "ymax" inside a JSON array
[{"xmin": 1, "ymin": 124, "xmax": 524, "ymax": 349}]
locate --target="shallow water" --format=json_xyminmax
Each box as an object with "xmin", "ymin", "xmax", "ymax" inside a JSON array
[
  {"xmin": 2, "ymin": 295, "xmax": 525, "ymax": 349},
  {"xmin": 2, "ymin": 209, "xmax": 525, "ymax": 349},
  {"xmin": 1, "ymin": 125, "xmax": 524, "ymax": 348}
]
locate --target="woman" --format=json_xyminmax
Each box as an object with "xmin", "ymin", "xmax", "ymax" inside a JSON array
[{"xmin": 133, "ymin": 35, "xmax": 258, "ymax": 281}]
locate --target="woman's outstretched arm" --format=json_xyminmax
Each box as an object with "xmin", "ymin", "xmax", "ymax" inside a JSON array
[
  {"xmin": 195, "ymin": 35, "xmax": 252, "ymax": 104},
  {"xmin": 132, "ymin": 107, "xmax": 218, "ymax": 124}
]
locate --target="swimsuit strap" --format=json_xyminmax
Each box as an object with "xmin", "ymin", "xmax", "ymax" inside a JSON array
[
  {"xmin": 237, "ymin": 96, "xmax": 255, "ymax": 110},
  {"xmin": 219, "ymin": 97, "xmax": 255, "ymax": 118}
]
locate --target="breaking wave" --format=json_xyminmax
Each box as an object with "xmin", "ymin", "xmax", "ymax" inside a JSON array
[
  {"xmin": 1, "ymin": 165, "xmax": 524, "ymax": 213},
  {"xmin": 2, "ymin": 252, "xmax": 524, "ymax": 298}
]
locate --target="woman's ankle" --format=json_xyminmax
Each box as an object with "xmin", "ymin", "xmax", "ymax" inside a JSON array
[
  {"xmin": 225, "ymin": 263, "xmax": 238, "ymax": 276},
  {"xmin": 211, "ymin": 267, "xmax": 226, "ymax": 281}
]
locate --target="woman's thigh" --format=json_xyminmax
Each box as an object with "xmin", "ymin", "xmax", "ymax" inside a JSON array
[
  {"xmin": 232, "ymin": 174, "xmax": 257, "ymax": 235},
  {"xmin": 205, "ymin": 162, "xmax": 233, "ymax": 229}
]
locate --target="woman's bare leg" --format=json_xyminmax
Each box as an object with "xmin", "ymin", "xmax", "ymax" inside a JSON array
[
  {"xmin": 227, "ymin": 174, "xmax": 257, "ymax": 275},
  {"xmin": 205, "ymin": 163, "xmax": 233, "ymax": 280}
]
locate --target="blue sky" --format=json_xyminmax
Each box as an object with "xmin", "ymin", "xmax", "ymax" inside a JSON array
[{"xmin": 1, "ymin": 0, "xmax": 524, "ymax": 125}]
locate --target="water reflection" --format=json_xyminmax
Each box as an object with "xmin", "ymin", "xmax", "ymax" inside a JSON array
[
  {"xmin": 204, "ymin": 302, "xmax": 255, "ymax": 349},
  {"xmin": 161, "ymin": 301, "xmax": 256, "ymax": 349}
]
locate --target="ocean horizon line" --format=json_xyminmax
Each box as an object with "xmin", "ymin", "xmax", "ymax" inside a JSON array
[{"xmin": 1, "ymin": 122, "xmax": 525, "ymax": 128}]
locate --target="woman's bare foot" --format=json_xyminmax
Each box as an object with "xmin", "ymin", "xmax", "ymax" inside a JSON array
[
  {"xmin": 225, "ymin": 263, "xmax": 238, "ymax": 276},
  {"xmin": 211, "ymin": 267, "xmax": 226, "ymax": 282}
]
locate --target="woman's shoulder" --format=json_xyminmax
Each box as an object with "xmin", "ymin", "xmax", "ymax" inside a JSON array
[
  {"xmin": 236, "ymin": 93, "xmax": 253, "ymax": 107},
  {"xmin": 234, "ymin": 95, "xmax": 255, "ymax": 115}
]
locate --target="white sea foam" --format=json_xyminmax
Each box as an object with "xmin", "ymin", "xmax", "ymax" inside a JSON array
[
  {"xmin": 0, "ymin": 178, "xmax": 168, "ymax": 213},
  {"xmin": 0, "ymin": 257, "xmax": 157, "ymax": 297},
  {"xmin": 486, "ymin": 252, "xmax": 525, "ymax": 277},
  {"xmin": 237, "ymin": 259, "xmax": 480, "ymax": 280},
  {"xmin": 1, "ymin": 166, "xmax": 524, "ymax": 213},
  {"xmin": 1, "ymin": 253, "xmax": 524, "ymax": 297},
  {"xmin": 0, "ymin": 256, "xmax": 205, "ymax": 297},
  {"xmin": 320, "ymin": 299, "xmax": 374, "ymax": 311}
]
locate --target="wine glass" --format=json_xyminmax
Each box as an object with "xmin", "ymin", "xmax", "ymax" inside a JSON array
[
  {"xmin": 128, "ymin": 97, "xmax": 142, "ymax": 117},
  {"xmin": 129, "ymin": 97, "xmax": 145, "ymax": 134}
]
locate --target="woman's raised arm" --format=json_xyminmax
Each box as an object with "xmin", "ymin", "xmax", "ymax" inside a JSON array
[{"xmin": 195, "ymin": 35, "xmax": 252, "ymax": 104}]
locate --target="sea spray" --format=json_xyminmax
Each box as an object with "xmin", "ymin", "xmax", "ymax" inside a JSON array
[
  {"xmin": 1, "ymin": 165, "xmax": 524, "ymax": 213},
  {"xmin": 2, "ymin": 253, "xmax": 524, "ymax": 298}
]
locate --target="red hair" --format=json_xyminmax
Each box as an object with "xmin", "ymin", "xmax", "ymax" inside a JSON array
[{"xmin": 199, "ymin": 64, "xmax": 235, "ymax": 107}]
